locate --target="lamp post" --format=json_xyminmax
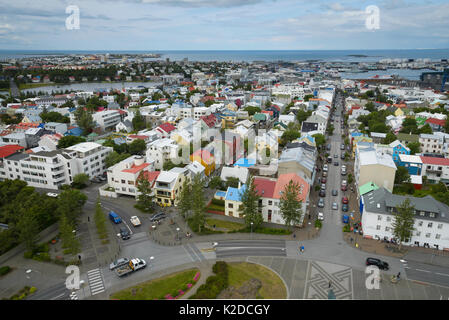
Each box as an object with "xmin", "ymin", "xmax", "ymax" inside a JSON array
[
  {"xmin": 149, "ymin": 256, "xmax": 154, "ymax": 268},
  {"xmin": 176, "ymin": 227, "xmax": 180, "ymax": 241},
  {"xmin": 250, "ymin": 222, "xmax": 253, "ymax": 240}
]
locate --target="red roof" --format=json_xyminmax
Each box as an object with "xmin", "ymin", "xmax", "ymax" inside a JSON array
[
  {"xmin": 420, "ymin": 156, "xmax": 449, "ymax": 166},
  {"xmin": 200, "ymin": 114, "xmax": 217, "ymax": 128},
  {"xmin": 0, "ymin": 145, "xmax": 25, "ymax": 158},
  {"xmin": 253, "ymin": 178, "xmax": 276, "ymax": 198},
  {"xmin": 157, "ymin": 122, "xmax": 176, "ymax": 133},
  {"xmin": 122, "ymin": 162, "xmax": 150, "ymax": 174},
  {"xmin": 273, "ymin": 173, "xmax": 309, "ymax": 201},
  {"xmin": 128, "ymin": 135, "xmax": 148, "ymax": 140},
  {"xmin": 426, "ymin": 118, "xmax": 446, "ymax": 126},
  {"xmin": 141, "ymin": 171, "xmax": 160, "ymax": 186}
]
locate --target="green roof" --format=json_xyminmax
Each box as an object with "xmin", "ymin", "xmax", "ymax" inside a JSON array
[
  {"xmin": 359, "ymin": 182, "xmax": 379, "ymax": 196},
  {"xmin": 253, "ymin": 113, "xmax": 267, "ymax": 121},
  {"xmin": 415, "ymin": 116, "xmax": 427, "ymax": 126},
  {"xmin": 396, "ymin": 132, "xmax": 419, "ymax": 143}
]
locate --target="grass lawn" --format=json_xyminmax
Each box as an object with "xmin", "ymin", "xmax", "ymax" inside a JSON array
[
  {"xmin": 110, "ymin": 268, "xmax": 199, "ymax": 300},
  {"xmin": 18, "ymin": 83, "xmax": 54, "ymax": 90},
  {"xmin": 206, "ymin": 218, "xmax": 244, "ymax": 232},
  {"xmin": 227, "ymin": 262, "xmax": 287, "ymax": 299}
]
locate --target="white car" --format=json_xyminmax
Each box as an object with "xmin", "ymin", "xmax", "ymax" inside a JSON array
[
  {"xmin": 46, "ymin": 192, "xmax": 59, "ymax": 198},
  {"xmin": 318, "ymin": 212, "xmax": 324, "ymax": 221},
  {"xmin": 323, "ymin": 164, "xmax": 329, "ymax": 172},
  {"xmin": 130, "ymin": 216, "xmax": 141, "ymax": 227}
]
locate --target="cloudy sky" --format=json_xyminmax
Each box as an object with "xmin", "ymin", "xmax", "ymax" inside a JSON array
[{"xmin": 0, "ymin": 0, "xmax": 449, "ymax": 50}]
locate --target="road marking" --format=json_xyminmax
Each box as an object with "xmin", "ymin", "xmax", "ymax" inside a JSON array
[
  {"xmin": 87, "ymin": 268, "xmax": 105, "ymax": 296},
  {"xmin": 51, "ymin": 293, "xmax": 65, "ymax": 300},
  {"xmin": 435, "ymin": 273, "xmax": 449, "ymax": 277},
  {"xmin": 414, "ymin": 269, "xmax": 431, "ymax": 273},
  {"xmin": 123, "ymin": 220, "xmax": 133, "ymax": 235}
]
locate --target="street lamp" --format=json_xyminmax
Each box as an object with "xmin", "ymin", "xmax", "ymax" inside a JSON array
[
  {"xmin": 149, "ymin": 256, "xmax": 154, "ymax": 268},
  {"xmin": 176, "ymin": 227, "xmax": 180, "ymax": 241},
  {"xmin": 250, "ymin": 222, "xmax": 253, "ymax": 240}
]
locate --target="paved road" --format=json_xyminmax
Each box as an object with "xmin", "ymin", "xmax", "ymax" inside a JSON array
[
  {"xmin": 215, "ymin": 240, "xmax": 286, "ymax": 258},
  {"xmin": 9, "ymin": 78, "xmax": 19, "ymax": 97},
  {"xmin": 28, "ymin": 282, "xmax": 71, "ymax": 300}
]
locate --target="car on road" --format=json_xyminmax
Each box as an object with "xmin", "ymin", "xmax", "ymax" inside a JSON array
[
  {"xmin": 341, "ymin": 144, "xmax": 345, "ymax": 150},
  {"xmin": 149, "ymin": 212, "xmax": 167, "ymax": 222},
  {"xmin": 341, "ymin": 180, "xmax": 347, "ymax": 187},
  {"xmin": 334, "ymin": 154, "xmax": 338, "ymax": 158},
  {"xmin": 319, "ymin": 189, "xmax": 326, "ymax": 197},
  {"xmin": 91, "ymin": 177, "xmax": 101, "ymax": 183},
  {"xmin": 130, "ymin": 216, "xmax": 141, "ymax": 227},
  {"xmin": 334, "ymin": 161, "xmax": 339, "ymax": 166},
  {"xmin": 342, "ymin": 196, "xmax": 349, "ymax": 204},
  {"xmin": 332, "ymin": 189, "xmax": 338, "ymax": 196},
  {"xmin": 318, "ymin": 212, "xmax": 324, "ymax": 220},
  {"xmin": 342, "ymin": 203, "xmax": 349, "ymax": 212},
  {"xmin": 321, "ymin": 177, "xmax": 327, "ymax": 184},
  {"xmin": 109, "ymin": 211, "xmax": 122, "ymax": 224},
  {"xmin": 110, "ymin": 258, "xmax": 130, "ymax": 270},
  {"xmin": 332, "ymin": 202, "xmax": 338, "ymax": 210},
  {"xmin": 323, "ymin": 164, "xmax": 329, "ymax": 172},
  {"xmin": 341, "ymin": 184, "xmax": 347, "ymax": 191},
  {"xmin": 46, "ymin": 192, "xmax": 59, "ymax": 198},
  {"xmin": 318, "ymin": 198, "xmax": 325, "ymax": 208},
  {"xmin": 119, "ymin": 227, "xmax": 131, "ymax": 240},
  {"xmin": 98, "ymin": 176, "xmax": 107, "ymax": 182},
  {"xmin": 341, "ymin": 153, "xmax": 345, "ymax": 160},
  {"xmin": 322, "ymin": 171, "xmax": 328, "ymax": 177},
  {"xmin": 366, "ymin": 257, "xmax": 389, "ymax": 270},
  {"xmin": 327, "ymin": 156, "xmax": 332, "ymax": 163}
]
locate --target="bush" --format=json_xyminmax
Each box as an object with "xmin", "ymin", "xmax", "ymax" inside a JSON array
[
  {"xmin": 211, "ymin": 198, "xmax": 225, "ymax": 206},
  {"xmin": 190, "ymin": 261, "xmax": 229, "ymax": 299},
  {"xmin": 343, "ymin": 225, "xmax": 351, "ymax": 232},
  {"xmin": 0, "ymin": 266, "xmax": 11, "ymax": 276},
  {"xmin": 315, "ymin": 220, "xmax": 322, "ymax": 228},
  {"xmin": 29, "ymin": 287, "xmax": 37, "ymax": 294}
]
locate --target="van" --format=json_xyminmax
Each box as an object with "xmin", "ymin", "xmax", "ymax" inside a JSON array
[
  {"xmin": 109, "ymin": 211, "xmax": 122, "ymax": 224},
  {"xmin": 326, "ymin": 144, "xmax": 331, "ymax": 151}
]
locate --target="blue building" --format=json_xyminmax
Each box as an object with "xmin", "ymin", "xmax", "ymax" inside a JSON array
[
  {"xmin": 397, "ymin": 154, "xmax": 423, "ymax": 175},
  {"xmin": 389, "ymin": 140, "xmax": 410, "ymax": 163}
]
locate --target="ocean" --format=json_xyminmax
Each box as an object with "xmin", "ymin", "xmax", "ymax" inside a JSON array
[{"xmin": 1, "ymin": 49, "xmax": 449, "ymax": 63}]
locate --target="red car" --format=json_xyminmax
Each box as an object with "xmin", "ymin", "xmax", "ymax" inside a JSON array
[
  {"xmin": 341, "ymin": 185, "xmax": 347, "ymax": 191},
  {"xmin": 321, "ymin": 177, "xmax": 327, "ymax": 184},
  {"xmin": 342, "ymin": 197, "xmax": 349, "ymax": 204}
]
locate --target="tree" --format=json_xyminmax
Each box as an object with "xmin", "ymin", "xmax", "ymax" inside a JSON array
[
  {"xmin": 135, "ymin": 172, "xmax": 154, "ymax": 213},
  {"xmin": 382, "ymin": 132, "xmax": 397, "ymax": 145},
  {"xmin": 72, "ymin": 173, "xmax": 89, "ymax": 188},
  {"xmin": 177, "ymin": 179, "xmax": 192, "ymax": 220},
  {"xmin": 303, "ymin": 94, "xmax": 314, "ymax": 102},
  {"xmin": 59, "ymin": 213, "xmax": 80, "ymax": 255},
  {"xmin": 105, "ymin": 151, "xmax": 131, "ymax": 168},
  {"xmin": 209, "ymin": 176, "xmax": 223, "ymax": 190},
  {"xmin": 40, "ymin": 111, "xmax": 70, "ymax": 123},
  {"xmin": 191, "ymin": 174, "xmax": 206, "ymax": 232},
  {"xmin": 57, "ymin": 136, "xmax": 86, "ymax": 149},
  {"xmin": 74, "ymin": 107, "xmax": 94, "ymax": 135},
  {"xmin": 445, "ymin": 119, "xmax": 449, "ymax": 134},
  {"xmin": 312, "ymin": 134, "xmax": 326, "ymax": 148},
  {"xmin": 296, "ymin": 109, "xmax": 311, "ymax": 123},
  {"xmin": 407, "ymin": 142, "xmax": 421, "ymax": 155},
  {"xmin": 132, "ymin": 109, "xmax": 145, "ymax": 131},
  {"xmin": 395, "ymin": 166, "xmax": 411, "ymax": 185},
  {"xmin": 128, "ymin": 139, "xmax": 146, "ymax": 155},
  {"xmin": 56, "ymin": 189, "xmax": 87, "ymax": 226},
  {"xmin": 17, "ymin": 210, "xmax": 39, "ymax": 252},
  {"xmin": 279, "ymin": 180, "xmax": 303, "ymax": 230},
  {"xmin": 418, "ymin": 123, "xmax": 433, "ymax": 134},
  {"xmin": 239, "ymin": 175, "xmax": 263, "ymax": 229},
  {"xmin": 280, "ymin": 129, "xmax": 301, "ymax": 146},
  {"xmin": 94, "ymin": 198, "xmax": 107, "ymax": 239},
  {"xmin": 244, "ymin": 106, "xmax": 261, "ymax": 116},
  {"xmin": 392, "ymin": 198, "xmax": 415, "ymax": 250}
]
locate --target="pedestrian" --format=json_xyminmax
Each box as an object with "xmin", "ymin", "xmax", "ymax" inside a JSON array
[
  {"xmin": 87, "ymin": 216, "xmax": 90, "ymax": 222},
  {"xmin": 397, "ymin": 272, "xmax": 401, "ymax": 280},
  {"xmin": 328, "ymin": 281, "xmax": 332, "ymax": 288}
]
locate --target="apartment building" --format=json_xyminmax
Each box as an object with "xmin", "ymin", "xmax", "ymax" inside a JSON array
[
  {"xmin": 361, "ymin": 188, "xmax": 449, "ymax": 251},
  {"xmin": 154, "ymin": 167, "xmax": 190, "ymax": 207},
  {"xmin": 64, "ymin": 142, "xmax": 113, "ymax": 179},
  {"xmin": 420, "ymin": 156, "xmax": 449, "ymax": 185},
  {"xmin": 419, "ymin": 134, "xmax": 444, "ymax": 155},
  {"xmin": 92, "ymin": 110, "xmax": 122, "ymax": 131},
  {"xmin": 146, "ymin": 138, "xmax": 179, "ymax": 170}
]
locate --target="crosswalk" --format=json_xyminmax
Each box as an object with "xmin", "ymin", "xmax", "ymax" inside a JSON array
[{"xmin": 87, "ymin": 268, "xmax": 106, "ymax": 296}]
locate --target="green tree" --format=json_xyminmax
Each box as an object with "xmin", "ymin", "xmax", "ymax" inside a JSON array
[
  {"xmin": 177, "ymin": 179, "xmax": 192, "ymax": 220},
  {"xmin": 239, "ymin": 175, "xmax": 262, "ymax": 229},
  {"xmin": 418, "ymin": 123, "xmax": 433, "ymax": 134},
  {"xmin": 135, "ymin": 172, "xmax": 154, "ymax": 213},
  {"xmin": 57, "ymin": 136, "xmax": 86, "ymax": 149},
  {"xmin": 132, "ymin": 109, "xmax": 145, "ymax": 131},
  {"xmin": 395, "ymin": 166, "xmax": 411, "ymax": 185},
  {"xmin": 382, "ymin": 132, "xmax": 397, "ymax": 145},
  {"xmin": 72, "ymin": 173, "xmax": 89, "ymax": 188},
  {"xmin": 191, "ymin": 174, "xmax": 206, "ymax": 232},
  {"xmin": 209, "ymin": 176, "xmax": 223, "ymax": 190},
  {"xmin": 94, "ymin": 198, "xmax": 107, "ymax": 239},
  {"xmin": 445, "ymin": 119, "xmax": 449, "ymax": 134},
  {"xmin": 17, "ymin": 210, "xmax": 39, "ymax": 252},
  {"xmin": 56, "ymin": 189, "xmax": 87, "ymax": 226},
  {"xmin": 105, "ymin": 151, "xmax": 131, "ymax": 168},
  {"xmin": 279, "ymin": 180, "xmax": 303, "ymax": 230},
  {"xmin": 407, "ymin": 142, "xmax": 421, "ymax": 155},
  {"xmin": 392, "ymin": 198, "xmax": 415, "ymax": 250},
  {"xmin": 303, "ymin": 94, "xmax": 314, "ymax": 102},
  {"xmin": 244, "ymin": 106, "xmax": 261, "ymax": 116},
  {"xmin": 74, "ymin": 107, "xmax": 94, "ymax": 135},
  {"xmin": 40, "ymin": 111, "xmax": 70, "ymax": 123},
  {"xmin": 128, "ymin": 139, "xmax": 146, "ymax": 155},
  {"xmin": 59, "ymin": 213, "xmax": 80, "ymax": 255},
  {"xmin": 312, "ymin": 133, "xmax": 326, "ymax": 148}
]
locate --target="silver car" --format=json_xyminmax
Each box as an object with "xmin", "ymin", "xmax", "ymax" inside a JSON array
[
  {"xmin": 332, "ymin": 202, "xmax": 338, "ymax": 210},
  {"xmin": 318, "ymin": 198, "xmax": 325, "ymax": 208},
  {"xmin": 110, "ymin": 258, "xmax": 129, "ymax": 270}
]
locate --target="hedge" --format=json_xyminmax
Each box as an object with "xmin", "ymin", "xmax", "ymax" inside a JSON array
[
  {"xmin": 190, "ymin": 261, "xmax": 229, "ymax": 299},
  {"xmin": 0, "ymin": 266, "xmax": 11, "ymax": 276}
]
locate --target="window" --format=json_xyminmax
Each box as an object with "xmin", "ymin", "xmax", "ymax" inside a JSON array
[
  {"xmin": 377, "ymin": 215, "xmax": 382, "ymax": 221},
  {"xmin": 385, "ymin": 227, "xmax": 390, "ymax": 232},
  {"xmin": 420, "ymin": 212, "xmax": 425, "ymax": 216},
  {"xmin": 268, "ymin": 200, "xmax": 272, "ymax": 205},
  {"xmin": 416, "ymin": 231, "xmax": 421, "ymax": 237},
  {"xmin": 376, "ymin": 225, "xmax": 381, "ymax": 230},
  {"xmin": 418, "ymin": 221, "xmax": 423, "ymax": 227},
  {"xmin": 228, "ymin": 203, "xmax": 233, "ymax": 208},
  {"xmin": 386, "ymin": 217, "xmax": 391, "ymax": 222},
  {"xmin": 438, "ymin": 224, "xmax": 443, "ymax": 229},
  {"xmin": 436, "ymin": 234, "xmax": 441, "ymax": 239},
  {"xmin": 429, "ymin": 213, "xmax": 435, "ymax": 218},
  {"xmin": 426, "ymin": 233, "xmax": 431, "ymax": 238},
  {"xmin": 428, "ymin": 222, "xmax": 433, "ymax": 228}
]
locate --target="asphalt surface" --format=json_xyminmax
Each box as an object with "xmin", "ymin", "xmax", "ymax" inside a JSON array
[{"xmin": 215, "ymin": 240, "xmax": 287, "ymax": 258}]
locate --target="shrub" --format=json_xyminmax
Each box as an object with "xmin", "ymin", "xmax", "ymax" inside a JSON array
[
  {"xmin": 315, "ymin": 220, "xmax": 322, "ymax": 229},
  {"xmin": 190, "ymin": 261, "xmax": 228, "ymax": 299},
  {"xmin": 211, "ymin": 198, "xmax": 225, "ymax": 206},
  {"xmin": 343, "ymin": 225, "xmax": 351, "ymax": 232},
  {"xmin": 0, "ymin": 266, "xmax": 11, "ymax": 276},
  {"xmin": 29, "ymin": 287, "xmax": 37, "ymax": 294}
]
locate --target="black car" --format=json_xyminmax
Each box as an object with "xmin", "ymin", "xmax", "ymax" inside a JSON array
[
  {"xmin": 319, "ymin": 190, "xmax": 326, "ymax": 197},
  {"xmin": 150, "ymin": 212, "xmax": 167, "ymax": 222},
  {"xmin": 334, "ymin": 161, "xmax": 339, "ymax": 166},
  {"xmin": 342, "ymin": 203, "xmax": 349, "ymax": 212},
  {"xmin": 366, "ymin": 257, "xmax": 389, "ymax": 270},
  {"xmin": 120, "ymin": 227, "xmax": 131, "ymax": 240},
  {"xmin": 341, "ymin": 153, "xmax": 345, "ymax": 160}
]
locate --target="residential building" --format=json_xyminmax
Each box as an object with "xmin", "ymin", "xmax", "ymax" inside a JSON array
[
  {"xmin": 92, "ymin": 110, "xmax": 121, "ymax": 131},
  {"xmin": 154, "ymin": 167, "xmax": 190, "ymax": 207},
  {"xmin": 419, "ymin": 134, "xmax": 444, "ymax": 155},
  {"xmin": 146, "ymin": 138, "xmax": 179, "ymax": 170},
  {"xmin": 420, "ymin": 156, "xmax": 449, "ymax": 185},
  {"xmin": 397, "ymin": 154, "xmax": 423, "ymax": 176},
  {"xmin": 354, "ymin": 149, "xmax": 397, "ymax": 192}
]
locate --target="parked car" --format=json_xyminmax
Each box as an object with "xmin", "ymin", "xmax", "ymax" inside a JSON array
[
  {"xmin": 341, "ymin": 153, "xmax": 345, "ymax": 160},
  {"xmin": 340, "ymin": 144, "xmax": 345, "ymax": 150},
  {"xmin": 318, "ymin": 198, "xmax": 325, "ymax": 208},
  {"xmin": 109, "ymin": 211, "xmax": 122, "ymax": 224},
  {"xmin": 120, "ymin": 227, "xmax": 131, "ymax": 240},
  {"xmin": 318, "ymin": 212, "xmax": 324, "ymax": 221},
  {"xmin": 98, "ymin": 176, "xmax": 107, "ymax": 182},
  {"xmin": 332, "ymin": 202, "xmax": 338, "ymax": 210},
  {"xmin": 319, "ymin": 189, "xmax": 326, "ymax": 197},
  {"xmin": 46, "ymin": 192, "xmax": 59, "ymax": 198},
  {"xmin": 366, "ymin": 257, "xmax": 389, "ymax": 270},
  {"xmin": 322, "ymin": 171, "xmax": 328, "ymax": 177},
  {"xmin": 332, "ymin": 189, "xmax": 338, "ymax": 196},
  {"xmin": 130, "ymin": 216, "xmax": 141, "ymax": 227},
  {"xmin": 327, "ymin": 157, "xmax": 332, "ymax": 163},
  {"xmin": 150, "ymin": 212, "xmax": 167, "ymax": 222},
  {"xmin": 342, "ymin": 197, "xmax": 349, "ymax": 204},
  {"xmin": 321, "ymin": 177, "xmax": 327, "ymax": 184},
  {"xmin": 334, "ymin": 154, "xmax": 338, "ymax": 158},
  {"xmin": 323, "ymin": 164, "xmax": 329, "ymax": 172},
  {"xmin": 110, "ymin": 258, "xmax": 129, "ymax": 270},
  {"xmin": 341, "ymin": 185, "xmax": 347, "ymax": 191},
  {"xmin": 342, "ymin": 204, "xmax": 349, "ymax": 212}
]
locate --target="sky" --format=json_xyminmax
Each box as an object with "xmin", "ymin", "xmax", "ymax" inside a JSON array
[{"xmin": 0, "ymin": 0, "xmax": 449, "ymax": 50}]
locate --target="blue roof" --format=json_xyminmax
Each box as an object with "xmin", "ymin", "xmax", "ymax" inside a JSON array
[
  {"xmin": 225, "ymin": 184, "xmax": 246, "ymax": 202},
  {"xmin": 64, "ymin": 127, "xmax": 83, "ymax": 136},
  {"xmin": 234, "ymin": 158, "xmax": 256, "ymax": 168},
  {"xmin": 114, "ymin": 137, "xmax": 127, "ymax": 145}
]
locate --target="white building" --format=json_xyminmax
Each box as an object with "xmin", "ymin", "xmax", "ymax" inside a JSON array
[
  {"xmin": 92, "ymin": 110, "xmax": 122, "ymax": 131},
  {"xmin": 419, "ymin": 134, "xmax": 444, "ymax": 155},
  {"xmin": 146, "ymin": 138, "xmax": 179, "ymax": 170},
  {"xmin": 361, "ymin": 188, "xmax": 449, "ymax": 251}
]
